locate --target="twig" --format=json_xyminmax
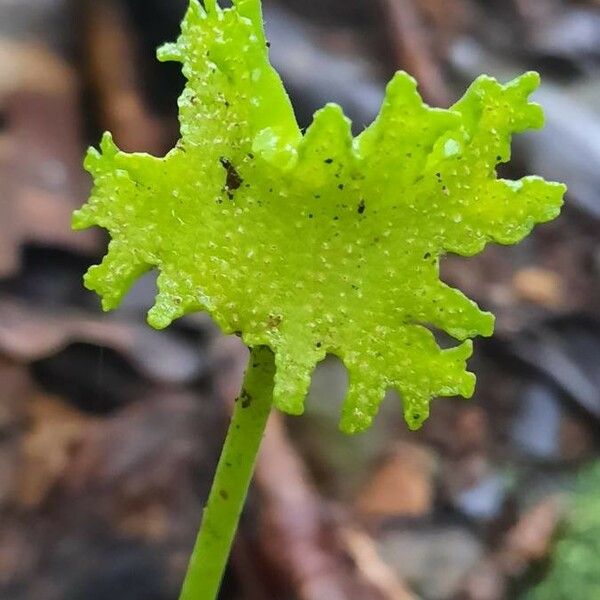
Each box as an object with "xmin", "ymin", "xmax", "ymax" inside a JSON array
[
  {"xmin": 341, "ymin": 527, "xmax": 417, "ymax": 600},
  {"xmin": 81, "ymin": 0, "xmax": 171, "ymax": 154},
  {"xmin": 378, "ymin": 0, "xmax": 450, "ymax": 106}
]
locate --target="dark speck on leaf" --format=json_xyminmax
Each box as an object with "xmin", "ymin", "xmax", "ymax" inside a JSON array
[
  {"xmin": 266, "ymin": 41, "xmax": 271, "ymax": 48},
  {"xmin": 308, "ymin": 213, "xmax": 313, "ymax": 218},
  {"xmin": 268, "ymin": 314, "xmax": 282, "ymax": 328},
  {"xmin": 324, "ymin": 158, "xmax": 334, "ymax": 164},
  {"xmin": 424, "ymin": 252, "xmax": 431, "ymax": 259},
  {"xmin": 220, "ymin": 490, "xmax": 229, "ymax": 500},
  {"xmin": 357, "ymin": 200, "xmax": 366, "ymax": 214},
  {"xmin": 316, "ymin": 341, "xmax": 322, "ymax": 348},
  {"xmin": 338, "ymin": 184, "xmax": 344, "ymax": 190},
  {"xmin": 241, "ymin": 389, "xmax": 252, "ymax": 408},
  {"xmin": 219, "ymin": 157, "xmax": 243, "ymax": 195}
]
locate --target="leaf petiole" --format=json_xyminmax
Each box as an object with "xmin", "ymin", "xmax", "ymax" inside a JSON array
[{"xmin": 179, "ymin": 346, "xmax": 274, "ymax": 600}]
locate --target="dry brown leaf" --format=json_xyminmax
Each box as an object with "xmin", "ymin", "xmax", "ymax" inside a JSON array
[
  {"xmin": 0, "ymin": 41, "xmax": 99, "ymax": 277},
  {"xmin": 512, "ymin": 267, "xmax": 564, "ymax": 308},
  {"xmin": 18, "ymin": 394, "xmax": 92, "ymax": 509},
  {"xmin": 500, "ymin": 495, "xmax": 565, "ymax": 575},
  {"xmin": 62, "ymin": 391, "xmax": 210, "ymax": 545},
  {"xmin": 0, "ymin": 40, "xmax": 75, "ymax": 99},
  {"xmin": 355, "ymin": 441, "xmax": 436, "ymax": 520},
  {"xmin": 461, "ymin": 495, "xmax": 565, "ymax": 599},
  {"xmin": 453, "ymin": 406, "xmax": 489, "ymax": 456},
  {"xmin": 257, "ymin": 411, "xmax": 412, "ymax": 600},
  {"xmin": 0, "ymin": 358, "xmax": 34, "ymax": 509},
  {"xmin": 0, "ymin": 299, "xmax": 207, "ymax": 384}
]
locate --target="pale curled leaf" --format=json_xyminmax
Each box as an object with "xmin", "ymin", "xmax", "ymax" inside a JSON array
[{"xmin": 73, "ymin": 0, "xmax": 565, "ymax": 432}]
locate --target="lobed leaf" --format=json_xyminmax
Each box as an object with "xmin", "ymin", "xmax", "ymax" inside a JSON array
[{"xmin": 73, "ymin": 0, "xmax": 565, "ymax": 432}]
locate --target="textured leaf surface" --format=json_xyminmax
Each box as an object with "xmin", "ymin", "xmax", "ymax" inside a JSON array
[{"xmin": 73, "ymin": 0, "xmax": 565, "ymax": 432}]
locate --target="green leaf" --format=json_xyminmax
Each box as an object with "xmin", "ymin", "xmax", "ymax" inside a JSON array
[{"xmin": 73, "ymin": 0, "xmax": 565, "ymax": 433}]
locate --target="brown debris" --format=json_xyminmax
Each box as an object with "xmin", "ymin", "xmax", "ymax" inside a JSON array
[
  {"xmin": 81, "ymin": 0, "xmax": 173, "ymax": 154},
  {"xmin": 0, "ymin": 523, "xmax": 38, "ymax": 589},
  {"xmin": 0, "ymin": 40, "xmax": 76, "ymax": 98},
  {"xmin": 500, "ymin": 495, "xmax": 565, "ymax": 576},
  {"xmin": 17, "ymin": 394, "xmax": 92, "ymax": 509},
  {"xmin": 0, "ymin": 40, "xmax": 99, "ymax": 277},
  {"xmin": 0, "ymin": 299, "xmax": 207, "ymax": 384},
  {"xmin": 512, "ymin": 267, "xmax": 565, "ymax": 308},
  {"xmin": 51, "ymin": 388, "xmax": 220, "ymax": 570},
  {"xmin": 0, "ymin": 357, "xmax": 30, "ymax": 431},
  {"xmin": 461, "ymin": 496, "xmax": 565, "ymax": 600},
  {"xmin": 341, "ymin": 527, "xmax": 417, "ymax": 600},
  {"xmin": 256, "ymin": 411, "xmax": 412, "ymax": 600},
  {"xmin": 560, "ymin": 415, "xmax": 596, "ymax": 462},
  {"xmin": 355, "ymin": 440, "xmax": 436, "ymax": 520},
  {"xmin": 0, "ymin": 358, "xmax": 33, "ymax": 509},
  {"xmin": 418, "ymin": 0, "xmax": 473, "ymax": 45}
]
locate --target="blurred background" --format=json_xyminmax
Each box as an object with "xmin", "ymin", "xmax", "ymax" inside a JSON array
[{"xmin": 1, "ymin": 0, "xmax": 600, "ymax": 598}]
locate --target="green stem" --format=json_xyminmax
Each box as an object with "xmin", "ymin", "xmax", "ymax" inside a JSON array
[{"xmin": 179, "ymin": 346, "xmax": 274, "ymax": 600}]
